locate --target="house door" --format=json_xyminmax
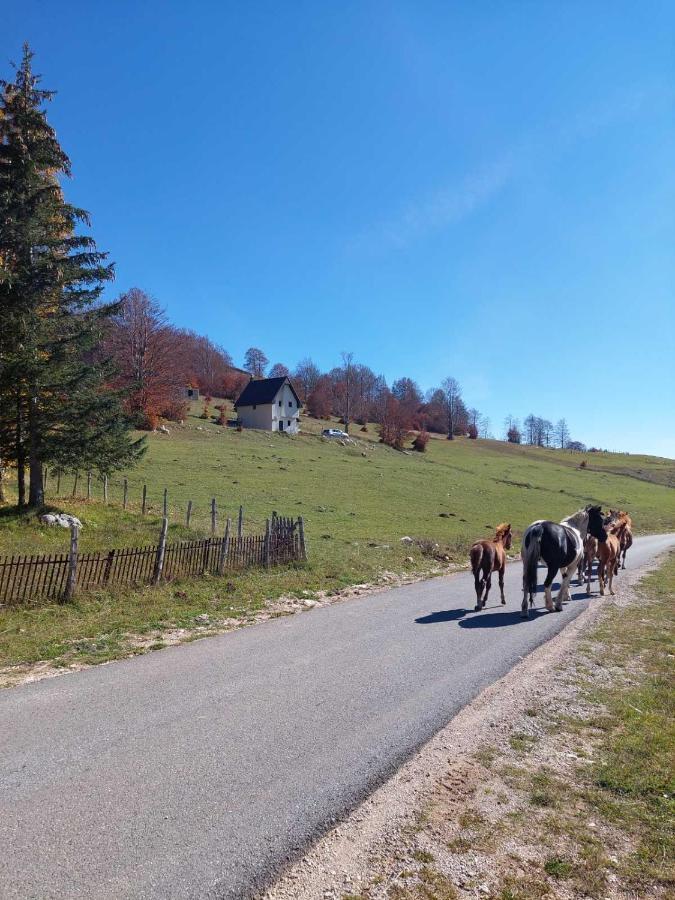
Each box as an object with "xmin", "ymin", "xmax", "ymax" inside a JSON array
[{"xmin": 278, "ymin": 420, "xmax": 284, "ymax": 431}]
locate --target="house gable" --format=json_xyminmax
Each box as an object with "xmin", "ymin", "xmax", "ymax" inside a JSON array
[{"xmin": 235, "ymin": 376, "xmax": 302, "ymax": 409}]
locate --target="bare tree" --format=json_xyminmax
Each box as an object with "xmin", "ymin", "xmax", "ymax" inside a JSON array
[
  {"xmin": 504, "ymin": 414, "xmax": 521, "ymax": 442},
  {"xmin": 268, "ymin": 362, "xmax": 289, "ymax": 378},
  {"xmin": 541, "ymin": 419, "xmax": 554, "ymax": 447},
  {"xmin": 479, "ymin": 415, "xmax": 491, "ymax": 439},
  {"xmin": 243, "ymin": 347, "xmax": 268, "ymax": 377},
  {"xmin": 555, "ymin": 418, "xmax": 570, "ymax": 449},
  {"xmin": 441, "ymin": 377, "xmax": 463, "ymax": 440},
  {"xmin": 174, "ymin": 329, "xmax": 233, "ymax": 395},
  {"xmin": 293, "ymin": 358, "xmax": 321, "ymax": 400},
  {"xmin": 331, "ymin": 351, "xmax": 356, "ymax": 433},
  {"xmin": 104, "ymin": 288, "xmax": 184, "ymax": 426}
]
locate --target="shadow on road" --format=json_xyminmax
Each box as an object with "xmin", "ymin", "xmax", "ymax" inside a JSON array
[
  {"xmin": 415, "ymin": 608, "xmax": 468, "ymax": 625},
  {"xmin": 458, "ymin": 607, "xmax": 550, "ymax": 628}
]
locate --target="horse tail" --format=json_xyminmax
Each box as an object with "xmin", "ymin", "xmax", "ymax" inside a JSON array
[
  {"xmin": 470, "ymin": 542, "xmax": 483, "ymax": 577},
  {"xmin": 523, "ymin": 524, "xmax": 543, "ymax": 595}
]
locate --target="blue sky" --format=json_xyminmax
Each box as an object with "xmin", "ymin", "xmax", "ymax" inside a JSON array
[{"xmin": 4, "ymin": 2, "xmax": 674, "ymax": 455}]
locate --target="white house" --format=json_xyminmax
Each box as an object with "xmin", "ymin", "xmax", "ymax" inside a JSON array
[{"xmin": 234, "ymin": 376, "xmax": 302, "ymax": 433}]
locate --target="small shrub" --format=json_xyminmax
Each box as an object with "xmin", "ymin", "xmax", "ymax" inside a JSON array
[
  {"xmin": 467, "ymin": 423, "xmax": 478, "ymax": 439},
  {"xmin": 160, "ymin": 399, "xmax": 188, "ymax": 422},
  {"xmin": 137, "ymin": 411, "xmax": 158, "ymax": 431},
  {"xmin": 412, "ymin": 430, "xmax": 430, "ymax": 452},
  {"xmin": 579, "ymin": 460, "xmax": 587, "ymax": 468},
  {"xmin": 544, "ymin": 857, "xmax": 574, "ymax": 879}
]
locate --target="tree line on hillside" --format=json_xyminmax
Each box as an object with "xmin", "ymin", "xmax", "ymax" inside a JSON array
[{"xmin": 99, "ymin": 296, "xmax": 587, "ymax": 454}]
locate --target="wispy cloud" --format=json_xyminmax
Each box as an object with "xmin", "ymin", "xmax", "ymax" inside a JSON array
[
  {"xmin": 348, "ymin": 85, "xmax": 668, "ymax": 255},
  {"xmin": 349, "ymin": 155, "xmax": 515, "ymax": 253}
]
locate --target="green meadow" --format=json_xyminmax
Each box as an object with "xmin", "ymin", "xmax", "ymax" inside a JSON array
[{"xmin": 1, "ymin": 401, "xmax": 673, "ymax": 673}]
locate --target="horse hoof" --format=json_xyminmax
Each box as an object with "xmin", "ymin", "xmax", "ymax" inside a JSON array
[
  {"xmin": 474, "ymin": 604, "xmax": 481, "ymax": 612},
  {"xmin": 501, "ymin": 598, "xmax": 506, "ymax": 605}
]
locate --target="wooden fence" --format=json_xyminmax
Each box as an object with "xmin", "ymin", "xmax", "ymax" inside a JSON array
[{"xmin": 0, "ymin": 515, "xmax": 306, "ymax": 606}]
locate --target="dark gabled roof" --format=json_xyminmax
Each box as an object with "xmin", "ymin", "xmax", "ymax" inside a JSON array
[{"xmin": 234, "ymin": 376, "xmax": 303, "ymax": 408}]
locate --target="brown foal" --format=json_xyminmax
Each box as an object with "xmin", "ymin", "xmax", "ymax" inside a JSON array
[{"xmin": 470, "ymin": 523, "xmax": 512, "ymax": 611}]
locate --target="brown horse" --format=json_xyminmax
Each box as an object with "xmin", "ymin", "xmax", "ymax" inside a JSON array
[
  {"xmin": 470, "ymin": 523, "xmax": 512, "ymax": 611},
  {"xmin": 609, "ymin": 511, "xmax": 633, "ymax": 571},
  {"xmin": 587, "ymin": 506, "xmax": 620, "ymax": 596}
]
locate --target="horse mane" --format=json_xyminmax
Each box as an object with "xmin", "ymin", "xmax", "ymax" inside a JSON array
[
  {"xmin": 609, "ymin": 510, "xmax": 632, "ymax": 533},
  {"xmin": 609, "ymin": 510, "xmax": 633, "ymax": 537},
  {"xmin": 561, "ymin": 508, "xmax": 588, "ymax": 534},
  {"xmin": 495, "ymin": 522, "xmax": 511, "ymax": 541}
]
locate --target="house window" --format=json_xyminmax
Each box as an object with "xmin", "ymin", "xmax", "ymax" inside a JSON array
[
  {"xmin": 278, "ymin": 400, "xmax": 282, "ymax": 407},
  {"xmin": 289, "ymin": 401, "xmax": 293, "ymax": 407},
  {"xmin": 288, "ymin": 420, "xmax": 291, "ymax": 427}
]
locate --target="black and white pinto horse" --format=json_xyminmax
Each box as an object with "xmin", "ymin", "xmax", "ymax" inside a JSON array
[{"xmin": 520, "ymin": 509, "xmax": 588, "ymax": 618}]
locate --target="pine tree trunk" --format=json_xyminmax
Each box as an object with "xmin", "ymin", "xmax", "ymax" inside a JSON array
[
  {"xmin": 28, "ymin": 390, "xmax": 44, "ymax": 508},
  {"xmin": 16, "ymin": 396, "xmax": 26, "ymax": 508}
]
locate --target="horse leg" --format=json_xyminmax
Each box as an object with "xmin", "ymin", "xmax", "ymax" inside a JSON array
[
  {"xmin": 521, "ymin": 572, "xmax": 529, "ymax": 618},
  {"xmin": 474, "ymin": 570, "xmax": 484, "ymax": 611},
  {"xmin": 544, "ymin": 565, "xmax": 557, "ymax": 611},
  {"xmin": 483, "ymin": 572, "xmax": 493, "ymax": 607},
  {"xmin": 499, "ymin": 565, "xmax": 506, "ymax": 605},
  {"xmin": 556, "ymin": 570, "xmax": 571, "ymax": 611},
  {"xmin": 608, "ymin": 553, "xmax": 616, "ymax": 595},
  {"xmin": 576, "ymin": 554, "xmax": 584, "ymax": 586},
  {"xmin": 598, "ymin": 558, "xmax": 605, "ymax": 596}
]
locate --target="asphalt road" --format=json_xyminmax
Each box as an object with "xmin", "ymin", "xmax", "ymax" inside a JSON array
[{"xmin": 1, "ymin": 533, "xmax": 673, "ymax": 899}]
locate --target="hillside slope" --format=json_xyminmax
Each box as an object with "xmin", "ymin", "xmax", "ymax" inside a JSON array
[{"xmin": 1, "ymin": 409, "xmax": 673, "ymax": 675}]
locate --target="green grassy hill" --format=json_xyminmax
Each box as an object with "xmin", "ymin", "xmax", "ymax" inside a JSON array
[
  {"xmin": 3, "ymin": 400, "xmax": 674, "ymax": 563},
  {"xmin": 1, "ymin": 402, "xmax": 673, "ymax": 675}
]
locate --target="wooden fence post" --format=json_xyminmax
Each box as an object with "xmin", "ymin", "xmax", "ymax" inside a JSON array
[
  {"xmin": 211, "ymin": 498, "xmax": 217, "ymax": 536},
  {"xmin": 64, "ymin": 524, "xmax": 80, "ymax": 601},
  {"xmin": 264, "ymin": 518, "xmax": 271, "ymax": 568},
  {"xmin": 103, "ymin": 549, "xmax": 115, "ymax": 584},
  {"xmin": 186, "ymin": 500, "xmax": 193, "ymax": 528},
  {"xmin": 87, "ymin": 471, "xmax": 92, "ymax": 500},
  {"xmin": 298, "ymin": 516, "xmax": 307, "ymax": 561},
  {"xmin": 163, "ymin": 487, "xmax": 168, "ymax": 517},
  {"xmin": 142, "ymin": 484, "xmax": 147, "ymax": 515},
  {"xmin": 43, "ymin": 469, "xmax": 48, "ymax": 493},
  {"xmin": 218, "ymin": 518, "xmax": 231, "ymax": 575},
  {"xmin": 103, "ymin": 474, "xmax": 109, "ymax": 504},
  {"xmin": 237, "ymin": 505, "xmax": 243, "ymax": 537},
  {"xmin": 123, "ymin": 478, "xmax": 128, "ymax": 510},
  {"xmin": 153, "ymin": 517, "xmax": 169, "ymax": 585},
  {"xmin": 72, "ymin": 472, "xmax": 79, "ymax": 498},
  {"xmin": 56, "ymin": 470, "xmax": 61, "ymax": 495}
]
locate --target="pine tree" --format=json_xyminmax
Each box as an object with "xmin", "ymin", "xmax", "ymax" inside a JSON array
[{"xmin": 0, "ymin": 45, "xmax": 143, "ymax": 508}]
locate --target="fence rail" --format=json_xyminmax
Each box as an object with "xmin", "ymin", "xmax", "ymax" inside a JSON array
[{"xmin": 0, "ymin": 515, "xmax": 306, "ymax": 606}]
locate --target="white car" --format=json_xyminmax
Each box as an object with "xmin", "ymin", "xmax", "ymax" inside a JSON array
[{"xmin": 322, "ymin": 428, "xmax": 349, "ymax": 438}]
